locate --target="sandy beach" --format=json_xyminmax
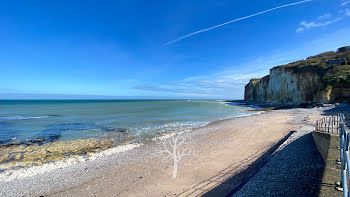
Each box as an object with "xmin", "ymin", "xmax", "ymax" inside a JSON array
[{"xmin": 0, "ymin": 107, "xmax": 328, "ymax": 197}]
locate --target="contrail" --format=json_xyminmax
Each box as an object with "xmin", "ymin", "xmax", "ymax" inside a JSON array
[{"xmin": 163, "ymin": 0, "xmax": 312, "ymax": 46}]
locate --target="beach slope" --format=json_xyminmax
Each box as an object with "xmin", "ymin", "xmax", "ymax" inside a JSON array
[{"xmin": 0, "ymin": 108, "xmax": 325, "ymax": 196}]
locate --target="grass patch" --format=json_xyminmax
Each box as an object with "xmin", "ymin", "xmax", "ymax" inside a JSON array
[
  {"xmin": 322, "ymin": 65, "xmax": 350, "ymax": 86},
  {"xmin": 250, "ymin": 78, "xmax": 261, "ymax": 86},
  {"xmin": 268, "ymin": 46, "xmax": 350, "ymax": 90},
  {"xmin": 276, "ymin": 47, "xmax": 350, "ymax": 72}
]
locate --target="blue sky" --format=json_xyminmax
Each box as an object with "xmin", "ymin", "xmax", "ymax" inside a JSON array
[{"xmin": 1, "ymin": 0, "xmax": 350, "ymax": 99}]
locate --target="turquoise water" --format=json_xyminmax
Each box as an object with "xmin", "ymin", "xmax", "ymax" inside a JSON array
[{"xmin": 0, "ymin": 100, "xmax": 256, "ymax": 145}]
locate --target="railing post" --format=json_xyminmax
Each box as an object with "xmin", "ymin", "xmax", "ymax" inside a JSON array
[
  {"xmin": 341, "ymin": 131, "xmax": 344, "ymax": 189},
  {"xmin": 338, "ymin": 114, "xmax": 341, "ymax": 134},
  {"xmin": 343, "ymin": 127, "xmax": 348, "ymax": 197},
  {"xmin": 338, "ymin": 114, "xmax": 349, "ymax": 197},
  {"xmin": 346, "ymin": 134, "xmax": 350, "ymax": 197},
  {"xmin": 332, "ymin": 115, "xmax": 335, "ymax": 133}
]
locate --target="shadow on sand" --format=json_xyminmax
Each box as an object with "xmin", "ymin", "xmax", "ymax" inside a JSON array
[
  {"xmin": 176, "ymin": 131, "xmax": 296, "ymax": 196},
  {"xmin": 176, "ymin": 105, "xmax": 348, "ymax": 196},
  {"xmin": 177, "ymin": 126, "xmax": 325, "ymax": 197}
]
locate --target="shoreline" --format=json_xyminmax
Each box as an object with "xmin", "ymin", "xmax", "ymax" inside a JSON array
[
  {"xmin": 0, "ymin": 106, "xmax": 328, "ymax": 196},
  {"xmin": 0, "ymin": 104, "xmax": 262, "ymax": 174}
]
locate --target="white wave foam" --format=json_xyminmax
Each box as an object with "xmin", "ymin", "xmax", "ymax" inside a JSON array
[
  {"xmin": 0, "ymin": 115, "xmax": 50, "ymax": 121},
  {"xmin": 131, "ymin": 121, "xmax": 208, "ymax": 134},
  {"xmin": 151, "ymin": 132, "xmax": 177, "ymax": 141},
  {"xmin": 88, "ymin": 143, "xmax": 141, "ymax": 160}
]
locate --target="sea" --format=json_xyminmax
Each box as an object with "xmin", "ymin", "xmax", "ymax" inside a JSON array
[{"xmin": 0, "ymin": 100, "xmax": 258, "ymax": 169}]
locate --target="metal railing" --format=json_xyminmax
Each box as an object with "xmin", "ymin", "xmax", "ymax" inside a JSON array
[
  {"xmin": 316, "ymin": 114, "xmax": 350, "ymax": 196},
  {"xmin": 339, "ymin": 114, "xmax": 350, "ymax": 197},
  {"xmin": 315, "ymin": 115, "xmax": 342, "ymax": 134}
]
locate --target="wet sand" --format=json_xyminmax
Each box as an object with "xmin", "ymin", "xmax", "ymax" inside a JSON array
[{"xmin": 0, "ymin": 107, "xmax": 326, "ymax": 196}]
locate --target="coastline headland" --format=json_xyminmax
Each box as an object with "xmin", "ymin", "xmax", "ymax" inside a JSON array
[{"xmin": 244, "ymin": 46, "xmax": 350, "ymax": 105}]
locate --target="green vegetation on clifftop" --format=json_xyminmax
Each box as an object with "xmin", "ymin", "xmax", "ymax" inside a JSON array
[
  {"xmin": 245, "ymin": 46, "xmax": 350, "ymax": 104},
  {"xmin": 276, "ymin": 46, "xmax": 350, "ymax": 89},
  {"xmin": 250, "ymin": 78, "xmax": 261, "ymax": 86},
  {"xmin": 278, "ymin": 46, "xmax": 350, "ymax": 70},
  {"xmin": 322, "ymin": 65, "xmax": 350, "ymax": 86}
]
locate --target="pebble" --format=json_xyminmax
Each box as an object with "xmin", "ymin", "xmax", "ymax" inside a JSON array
[{"xmin": 232, "ymin": 107, "xmax": 328, "ymax": 196}]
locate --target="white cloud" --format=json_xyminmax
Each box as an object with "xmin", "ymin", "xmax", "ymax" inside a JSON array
[
  {"xmin": 340, "ymin": 8, "xmax": 350, "ymax": 16},
  {"xmin": 341, "ymin": 0, "xmax": 350, "ymax": 7},
  {"xmin": 301, "ymin": 17, "xmax": 342, "ymax": 28},
  {"xmin": 134, "ymin": 55, "xmax": 292, "ymax": 98},
  {"xmin": 0, "ymin": 88, "xmax": 19, "ymax": 93},
  {"xmin": 296, "ymin": 17, "xmax": 342, "ymax": 32},
  {"xmin": 318, "ymin": 13, "xmax": 332, "ymax": 20},
  {"xmin": 296, "ymin": 27, "xmax": 305, "ymax": 32},
  {"xmin": 296, "ymin": 1, "xmax": 350, "ymax": 34},
  {"xmin": 134, "ymin": 72, "xmax": 260, "ymax": 97}
]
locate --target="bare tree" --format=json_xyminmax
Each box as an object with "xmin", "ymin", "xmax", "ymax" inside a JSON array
[{"xmin": 161, "ymin": 132, "xmax": 194, "ymax": 179}]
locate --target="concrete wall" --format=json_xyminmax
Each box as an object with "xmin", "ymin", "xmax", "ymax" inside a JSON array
[
  {"xmin": 312, "ymin": 131, "xmax": 342, "ymax": 197},
  {"xmin": 312, "ymin": 131, "xmax": 331, "ymax": 162}
]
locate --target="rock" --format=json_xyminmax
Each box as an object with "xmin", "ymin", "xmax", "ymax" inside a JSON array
[
  {"xmin": 104, "ymin": 128, "xmax": 128, "ymax": 133},
  {"xmin": 0, "ymin": 137, "xmax": 115, "ymax": 168}
]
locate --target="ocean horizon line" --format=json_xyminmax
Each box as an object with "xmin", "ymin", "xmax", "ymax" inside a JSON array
[{"xmin": 0, "ymin": 98, "xmax": 241, "ymax": 101}]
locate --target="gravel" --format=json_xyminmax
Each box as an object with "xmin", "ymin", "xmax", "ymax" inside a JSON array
[{"xmin": 232, "ymin": 108, "xmax": 327, "ymax": 197}]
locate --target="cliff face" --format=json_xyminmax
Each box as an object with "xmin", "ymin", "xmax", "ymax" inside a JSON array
[
  {"xmin": 244, "ymin": 46, "xmax": 350, "ymax": 104},
  {"xmin": 244, "ymin": 76, "xmax": 269, "ymax": 101},
  {"xmin": 245, "ymin": 67, "xmax": 326, "ymax": 103}
]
